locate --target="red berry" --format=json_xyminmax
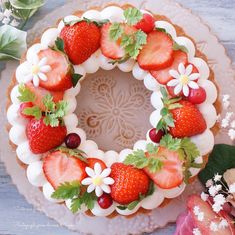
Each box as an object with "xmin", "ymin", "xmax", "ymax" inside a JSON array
[
  {"xmin": 97, "ymin": 193, "xmax": 113, "ymax": 209},
  {"xmin": 135, "ymin": 13, "xmax": 155, "ymax": 33},
  {"xmin": 19, "ymin": 102, "xmax": 34, "ymax": 119},
  {"xmin": 149, "ymin": 128, "xmax": 164, "ymax": 143},
  {"xmin": 65, "ymin": 133, "xmax": 81, "ymax": 149},
  {"xmin": 187, "ymin": 87, "xmax": 206, "ymax": 104}
]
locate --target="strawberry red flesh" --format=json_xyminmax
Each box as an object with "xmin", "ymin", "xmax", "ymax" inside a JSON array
[
  {"xmin": 135, "ymin": 13, "xmax": 155, "ymax": 34},
  {"xmin": 137, "ymin": 31, "xmax": 174, "ymax": 70}
]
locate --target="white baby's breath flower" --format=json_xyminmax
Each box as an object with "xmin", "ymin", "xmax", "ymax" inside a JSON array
[
  {"xmin": 193, "ymin": 206, "xmax": 204, "ymax": 221},
  {"xmin": 230, "ymin": 120, "xmax": 235, "ymax": 128},
  {"xmin": 210, "ymin": 222, "xmax": 218, "ymax": 232},
  {"xmin": 214, "ymin": 194, "xmax": 226, "ymax": 205},
  {"xmin": 206, "ymin": 179, "xmax": 213, "ymax": 188},
  {"xmin": 214, "ymin": 173, "xmax": 222, "ymax": 182},
  {"xmin": 192, "ymin": 228, "xmax": 202, "ymax": 235},
  {"xmin": 219, "ymin": 219, "xmax": 229, "ymax": 229},
  {"xmin": 209, "ymin": 185, "xmax": 219, "ymax": 197},
  {"xmin": 228, "ymin": 129, "xmax": 235, "ymax": 141},
  {"xmin": 81, "ymin": 163, "xmax": 115, "ymax": 197},
  {"xmin": 167, "ymin": 63, "xmax": 199, "ymax": 96},
  {"xmin": 229, "ymin": 183, "xmax": 235, "ymax": 193},
  {"xmin": 212, "ymin": 203, "xmax": 223, "ymax": 213},
  {"xmin": 201, "ymin": 192, "xmax": 209, "ymax": 201}
]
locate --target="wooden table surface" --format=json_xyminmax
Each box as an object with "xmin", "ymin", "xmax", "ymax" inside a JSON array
[{"xmin": 0, "ymin": 0, "xmax": 234, "ymax": 234}]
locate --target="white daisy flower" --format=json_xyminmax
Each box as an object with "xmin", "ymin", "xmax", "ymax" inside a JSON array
[
  {"xmin": 81, "ymin": 163, "xmax": 115, "ymax": 197},
  {"xmin": 214, "ymin": 173, "xmax": 222, "ymax": 182},
  {"xmin": 229, "ymin": 183, "xmax": 235, "ymax": 194},
  {"xmin": 167, "ymin": 63, "xmax": 200, "ymax": 96},
  {"xmin": 18, "ymin": 56, "xmax": 51, "ymax": 87}
]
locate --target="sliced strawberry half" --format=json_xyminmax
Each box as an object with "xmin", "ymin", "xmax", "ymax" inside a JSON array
[
  {"xmin": 137, "ymin": 31, "xmax": 174, "ymax": 71},
  {"xmin": 100, "ymin": 23, "xmax": 137, "ymax": 59},
  {"xmin": 43, "ymin": 150, "xmax": 87, "ymax": 189},
  {"xmin": 144, "ymin": 147, "xmax": 184, "ymax": 189},
  {"xmin": 38, "ymin": 48, "xmax": 73, "ymax": 92},
  {"xmin": 26, "ymin": 82, "xmax": 64, "ymax": 111},
  {"xmin": 187, "ymin": 195, "xmax": 234, "ymax": 235},
  {"xmin": 150, "ymin": 50, "xmax": 188, "ymax": 85}
]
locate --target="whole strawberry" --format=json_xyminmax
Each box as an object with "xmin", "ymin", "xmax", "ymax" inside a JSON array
[
  {"xmin": 60, "ymin": 21, "xmax": 101, "ymax": 65},
  {"xmin": 26, "ymin": 118, "xmax": 67, "ymax": 154},
  {"xmin": 110, "ymin": 163, "xmax": 150, "ymax": 205},
  {"xmin": 170, "ymin": 100, "xmax": 206, "ymax": 138}
]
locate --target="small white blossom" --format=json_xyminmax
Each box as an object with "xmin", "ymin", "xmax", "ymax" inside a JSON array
[
  {"xmin": 219, "ymin": 219, "xmax": 229, "ymax": 229},
  {"xmin": 229, "ymin": 183, "xmax": 235, "ymax": 193},
  {"xmin": 214, "ymin": 194, "xmax": 226, "ymax": 205},
  {"xmin": 212, "ymin": 203, "xmax": 223, "ymax": 213},
  {"xmin": 193, "ymin": 206, "xmax": 204, "ymax": 221},
  {"xmin": 209, "ymin": 185, "xmax": 219, "ymax": 197},
  {"xmin": 210, "ymin": 222, "xmax": 218, "ymax": 232},
  {"xmin": 214, "ymin": 173, "xmax": 222, "ymax": 182},
  {"xmin": 221, "ymin": 118, "xmax": 229, "ymax": 128},
  {"xmin": 206, "ymin": 179, "xmax": 213, "ymax": 188},
  {"xmin": 228, "ymin": 129, "xmax": 235, "ymax": 141},
  {"xmin": 10, "ymin": 19, "xmax": 19, "ymax": 27},
  {"xmin": 81, "ymin": 163, "xmax": 115, "ymax": 197},
  {"xmin": 222, "ymin": 94, "xmax": 230, "ymax": 109},
  {"xmin": 201, "ymin": 192, "xmax": 209, "ymax": 201},
  {"xmin": 167, "ymin": 63, "xmax": 199, "ymax": 96},
  {"xmin": 223, "ymin": 94, "xmax": 230, "ymax": 102},
  {"xmin": 192, "ymin": 228, "xmax": 202, "ymax": 235}
]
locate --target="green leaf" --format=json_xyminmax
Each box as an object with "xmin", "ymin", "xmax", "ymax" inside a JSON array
[
  {"xmin": 109, "ymin": 23, "xmax": 123, "ymax": 41},
  {"xmin": 55, "ymin": 101, "xmax": 68, "ymax": 118},
  {"xmin": 199, "ymin": 144, "xmax": 235, "ymax": 186},
  {"xmin": 160, "ymin": 86, "xmax": 168, "ymax": 99},
  {"xmin": 18, "ymin": 84, "xmax": 35, "ymax": 102},
  {"xmin": 146, "ymin": 181, "xmax": 155, "ymax": 196},
  {"xmin": 146, "ymin": 143, "xmax": 158, "ymax": 154},
  {"xmin": 156, "ymin": 27, "xmax": 167, "ymax": 33},
  {"xmin": 124, "ymin": 150, "xmax": 149, "ymax": 169},
  {"xmin": 180, "ymin": 138, "xmax": 200, "ymax": 162},
  {"xmin": 127, "ymin": 200, "xmax": 139, "ymax": 210},
  {"xmin": 160, "ymin": 107, "xmax": 169, "ymax": 116},
  {"xmin": 52, "ymin": 181, "xmax": 81, "ymax": 199},
  {"xmin": 23, "ymin": 106, "xmax": 42, "ymax": 119},
  {"xmin": 160, "ymin": 134, "xmax": 181, "ymax": 151},
  {"xmin": 71, "ymin": 197, "xmax": 83, "ymax": 213},
  {"xmin": 64, "ymin": 18, "xmax": 109, "ymax": 27},
  {"xmin": 54, "ymin": 37, "xmax": 64, "ymax": 53},
  {"xmin": 82, "ymin": 192, "xmax": 96, "ymax": 210},
  {"xmin": 43, "ymin": 94, "xmax": 55, "ymax": 112},
  {"xmin": 9, "ymin": 0, "xmax": 45, "ymax": 9},
  {"xmin": 172, "ymin": 41, "xmax": 188, "ymax": 53},
  {"xmin": 123, "ymin": 7, "xmax": 143, "ymax": 25},
  {"xmin": 72, "ymin": 73, "xmax": 83, "ymax": 88},
  {"xmin": 148, "ymin": 158, "xmax": 163, "ymax": 173},
  {"xmin": 0, "ymin": 25, "xmax": 27, "ymax": 60}
]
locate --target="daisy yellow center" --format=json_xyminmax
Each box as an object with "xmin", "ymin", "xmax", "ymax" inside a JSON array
[
  {"xmin": 92, "ymin": 176, "xmax": 103, "ymax": 186},
  {"xmin": 31, "ymin": 65, "xmax": 40, "ymax": 75},
  {"xmin": 180, "ymin": 75, "xmax": 189, "ymax": 85}
]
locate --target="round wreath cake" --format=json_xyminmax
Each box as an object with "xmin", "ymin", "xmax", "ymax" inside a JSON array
[{"xmin": 7, "ymin": 4, "xmax": 218, "ymax": 217}]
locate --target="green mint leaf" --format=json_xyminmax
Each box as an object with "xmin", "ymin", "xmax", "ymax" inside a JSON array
[
  {"xmin": 0, "ymin": 25, "xmax": 27, "ymax": 60},
  {"xmin": 71, "ymin": 197, "xmax": 83, "ymax": 213},
  {"xmin": 123, "ymin": 150, "xmax": 149, "ymax": 169},
  {"xmin": 55, "ymin": 37, "xmax": 65, "ymax": 53},
  {"xmin": 18, "ymin": 84, "xmax": 35, "ymax": 102},
  {"xmin": 52, "ymin": 181, "xmax": 81, "ymax": 199},
  {"xmin": 109, "ymin": 22, "xmax": 123, "ymax": 41},
  {"xmin": 146, "ymin": 143, "xmax": 158, "ymax": 154},
  {"xmin": 160, "ymin": 134, "xmax": 181, "ymax": 151},
  {"xmin": 172, "ymin": 41, "xmax": 188, "ymax": 53},
  {"xmin": 43, "ymin": 116, "xmax": 59, "ymax": 127},
  {"xmin": 72, "ymin": 73, "xmax": 83, "ymax": 88},
  {"xmin": 23, "ymin": 106, "xmax": 42, "ymax": 120},
  {"xmin": 124, "ymin": 7, "xmax": 143, "ymax": 25}
]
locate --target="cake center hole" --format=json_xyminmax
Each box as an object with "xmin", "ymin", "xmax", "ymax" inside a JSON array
[{"xmin": 75, "ymin": 68, "xmax": 154, "ymax": 152}]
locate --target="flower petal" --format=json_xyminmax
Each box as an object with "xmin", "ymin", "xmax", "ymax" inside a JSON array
[
  {"xmin": 169, "ymin": 69, "xmax": 180, "ymax": 79},
  {"xmin": 178, "ymin": 63, "xmax": 186, "ymax": 75},
  {"xmin": 40, "ymin": 65, "xmax": 51, "ymax": 73},
  {"xmin": 103, "ymin": 177, "xmax": 115, "ymax": 185},
  {"xmin": 174, "ymin": 83, "xmax": 183, "ymax": 95},
  {"xmin": 167, "ymin": 79, "xmax": 179, "ymax": 87},
  {"xmin": 87, "ymin": 184, "xmax": 95, "ymax": 193},
  {"xmin": 183, "ymin": 85, "xmax": 189, "ymax": 97},
  {"xmin": 32, "ymin": 55, "xmax": 39, "ymax": 65},
  {"xmin": 94, "ymin": 163, "xmax": 102, "ymax": 175},
  {"xmin": 38, "ymin": 57, "xmax": 47, "ymax": 67},
  {"xmin": 23, "ymin": 74, "xmax": 33, "ymax": 83},
  {"xmin": 85, "ymin": 167, "xmax": 95, "ymax": 177},
  {"xmin": 38, "ymin": 72, "xmax": 48, "ymax": 81},
  {"xmin": 189, "ymin": 73, "xmax": 200, "ymax": 80},
  {"xmin": 95, "ymin": 186, "xmax": 103, "ymax": 197},
  {"xmin": 100, "ymin": 168, "xmax": 111, "ymax": 178},
  {"xmin": 33, "ymin": 75, "xmax": 39, "ymax": 87},
  {"xmin": 81, "ymin": 177, "xmax": 93, "ymax": 185},
  {"xmin": 101, "ymin": 184, "xmax": 111, "ymax": 194},
  {"xmin": 188, "ymin": 81, "xmax": 199, "ymax": 89},
  {"xmin": 185, "ymin": 64, "xmax": 193, "ymax": 76}
]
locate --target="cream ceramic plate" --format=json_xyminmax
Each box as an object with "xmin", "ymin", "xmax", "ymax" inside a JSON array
[{"xmin": 1, "ymin": 0, "xmax": 235, "ymax": 234}]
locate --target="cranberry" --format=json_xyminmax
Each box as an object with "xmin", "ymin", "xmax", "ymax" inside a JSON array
[
  {"xmin": 187, "ymin": 87, "xmax": 206, "ymax": 104},
  {"xmin": 149, "ymin": 128, "xmax": 164, "ymax": 143},
  {"xmin": 98, "ymin": 193, "xmax": 113, "ymax": 209},
  {"xmin": 135, "ymin": 13, "xmax": 155, "ymax": 33},
  {"xmin": 65, "ymin": 133, "xmax": 81, "ymax": 149},
  {"xmin": 19, "ymin": 102, "xmax": 34, "ymax": 119}
]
